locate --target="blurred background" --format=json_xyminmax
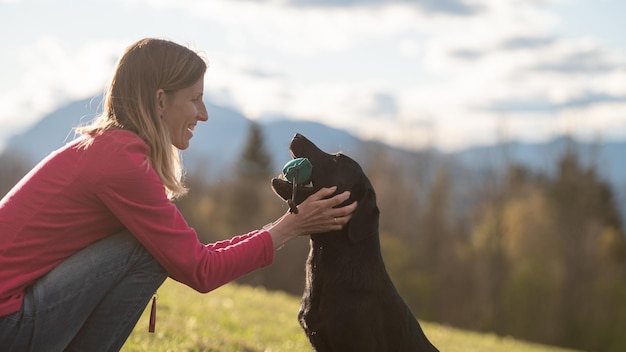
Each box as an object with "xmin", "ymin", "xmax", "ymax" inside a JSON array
[{"xmin": 1, "ymin": 0, "xmax": 625, "ymax": 351}]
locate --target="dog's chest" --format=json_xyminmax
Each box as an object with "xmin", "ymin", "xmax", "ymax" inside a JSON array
[{"xmin": 304, "ymin": 238, "xmax": 386, "ymax": 296}]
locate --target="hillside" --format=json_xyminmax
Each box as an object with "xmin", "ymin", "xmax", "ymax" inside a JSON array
[{"xmin": 123, "ymin": 279, "xmax": 581, "ymax": 352}]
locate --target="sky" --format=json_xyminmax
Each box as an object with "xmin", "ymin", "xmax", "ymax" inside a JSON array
[{"xmin": 0, "ymin": 0, "xmax": 625, "ymax": 152}]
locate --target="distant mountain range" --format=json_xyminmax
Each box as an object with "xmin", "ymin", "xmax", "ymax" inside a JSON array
[
  {"xmin": 3, "ymin": 97, "xmax": 368, "ymax": 179},
  {"xmin": 4, "ymin": 96, "xmax": 626, "ymax": 219}
]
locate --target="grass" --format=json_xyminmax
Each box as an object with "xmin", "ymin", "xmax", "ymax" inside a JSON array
[{"xmin": 123, "ymin": 279, "xmax": 580, "ymax": 352}]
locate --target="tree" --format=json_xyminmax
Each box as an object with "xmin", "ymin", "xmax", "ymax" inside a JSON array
[
  {"xmin": 546, "ymin": 149, "xmax": 626, "ymax": 350},
  {"xmin": 235, "ymin": 122, "xmax": 273, "ymax": 181},
  {"xmin": 221, "ymin": 122, "xmax": 277, "ymax": 235},
  {"xmin": 468, "ymin": 148, "xmax": 626, "ymax": 351}
]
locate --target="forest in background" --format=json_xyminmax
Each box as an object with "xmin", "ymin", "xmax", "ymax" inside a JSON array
[{"xmin": 2, "ymin": 123, "xmax": 625, "ymax": 352}]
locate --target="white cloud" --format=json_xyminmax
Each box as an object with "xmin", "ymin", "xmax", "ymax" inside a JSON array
[
  {"xmin": 197, "ymin": 1, "xmax": 626, "ymax": 150},
  {"xmin": 398, "ymin": 39, "xmax": 422, "ymax": 58},
  {"xmin": 130, "ymin": 0, "xmax": 444, "ymax": 56},
  {"xmin": 556, "ymin": 102, "xmax": 626, "ymax": 140},
  {"xmin": 0, "ymin": 37, "xmax": 125, "ymax": 144}
]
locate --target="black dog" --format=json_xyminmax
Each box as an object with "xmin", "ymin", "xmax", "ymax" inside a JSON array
[{"xmin": 272, "ymin": 134, "xmax": 439, "ymax": 352}]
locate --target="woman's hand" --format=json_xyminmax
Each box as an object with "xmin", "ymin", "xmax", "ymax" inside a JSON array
[{"xmin": 266, "ymin": 186, "xmax": 358, "ymax": 249}]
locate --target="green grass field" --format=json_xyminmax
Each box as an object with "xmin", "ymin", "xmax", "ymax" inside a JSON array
[{"xmin": 123, "ymin": 279, "xmax": 580, "ymax": 352}]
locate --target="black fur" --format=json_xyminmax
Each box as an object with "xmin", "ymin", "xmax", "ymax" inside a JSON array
[{"xmin": 272, "ymin": 134, "xmax": 439, "ymax": 352}]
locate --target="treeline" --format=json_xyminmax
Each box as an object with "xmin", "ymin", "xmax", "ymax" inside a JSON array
[
  {"xmin": 2, "ymin": 124, "xmax": 625, "ymax": 351},
  {"xmin": 376, "ymin": 151, "xmax": 626, "ymax": 352}
]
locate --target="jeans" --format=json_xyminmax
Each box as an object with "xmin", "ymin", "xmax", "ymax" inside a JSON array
[{"xmin": 0, "ymin": 230, "xmax": 168, "ymax": 352}]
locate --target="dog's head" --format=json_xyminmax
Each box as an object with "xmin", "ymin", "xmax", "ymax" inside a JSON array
[{"xmin": 272, "ymin": 133, "xmax": 379, "ymax": 242}]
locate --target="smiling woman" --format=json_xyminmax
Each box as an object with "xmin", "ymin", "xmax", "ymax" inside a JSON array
[
  {"xmin": 77, "ymin": 38, "xmax": 209, "ymax": 199},
  {"xmin": 0, "ymin": 37, "xmax": 357, "ymax": 351}
]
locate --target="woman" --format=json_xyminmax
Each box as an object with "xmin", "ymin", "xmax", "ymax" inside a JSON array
[{"xmin": 0, "ymin": 38, "xmax": 356, "ymax": 351}]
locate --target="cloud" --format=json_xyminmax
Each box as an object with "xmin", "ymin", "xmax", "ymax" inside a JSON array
[
  {"xmin": 418, "ymin": 5, "xmax": 626, "ymax": 138},
  {"xmin": 481, "ymin": 93, "xmax": 626, "ymax": 114},
  {"xmin": 450, "ymin": 48, "xmax": 483, "ymax": 60},
  {"xmin": 500, "ymin": 36, "xmax": 555, "ymax": 50},
  {"xmin": 532, "ymin": 47, "xmax": 623, "ymax": 73},
  {"xmin": 0, "ymin": 37, "xmax": 124, "ymax": 142},
  {"xmin": 130, "ymin": 0, "xmax": 484, "ymax": 58},
  {"xmin": 367, "ymin": 93, "xmax": 399, "ymax": 117},
  {"xmin": 282, "ymin": 0, "xmax": 481, "ymax": 15}
]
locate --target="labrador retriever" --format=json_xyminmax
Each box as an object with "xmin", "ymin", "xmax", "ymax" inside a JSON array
[{"xmin": 272, "ymin": 133, "xmax": 439, "ymax": 352}]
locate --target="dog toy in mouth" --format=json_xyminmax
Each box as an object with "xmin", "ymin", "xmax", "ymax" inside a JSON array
[
  {"xmin": 282, "ymin": 157, "xmax": 313, "ymax": 185},
  {"xmin": 281, "ymin": 158, "xmax": 313, "ymax": 214}
]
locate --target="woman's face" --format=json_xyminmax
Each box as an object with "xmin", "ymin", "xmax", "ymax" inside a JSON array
[{"xmin": 159, "ymin": 77, "xmax": 208, "ymax": 150}]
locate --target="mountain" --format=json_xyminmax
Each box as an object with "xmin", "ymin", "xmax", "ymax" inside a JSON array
[
  {"xmin": 455, "ymin": 137, "xmax": 626, "ymax": 189},
  {"xmin": 2, "ymin": 96, "xmax": 367, "ymax": 179},
  {"xmin": 453, "ymin": 137, "xmax": 626, "ymax": 222},
  {"xmin": 3, "ymin": 96, "xmax": 626, "ymax": 219},
  {"xmin": 4, "ymin": 97, "xmax": 102, "ymax": 164}
]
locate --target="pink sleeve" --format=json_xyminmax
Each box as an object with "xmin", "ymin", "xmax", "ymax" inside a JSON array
[
  {"xmin": 206, "ymin": 231, "xmax": 261, "ymax": 250},
  {"xmin": 95, "ymin": 139, "xmax": 275, "ymax": 293}
]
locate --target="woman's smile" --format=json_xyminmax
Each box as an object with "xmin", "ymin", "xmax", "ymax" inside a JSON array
[{"xmin": 159, "ymin": 78, "xmax": 208, "ymax": 150}]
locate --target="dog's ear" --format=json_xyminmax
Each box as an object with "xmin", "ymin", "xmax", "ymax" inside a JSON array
[{"xmin": 347, "ymin": 184, "xmax": 380, "ymax": 242}]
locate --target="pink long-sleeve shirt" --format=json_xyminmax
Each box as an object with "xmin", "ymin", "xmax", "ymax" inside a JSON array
[{"xmin": 0, "ymin": 129, "xmax": 274, "ymax": 316}]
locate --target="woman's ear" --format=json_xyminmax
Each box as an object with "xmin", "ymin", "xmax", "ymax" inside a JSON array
[{"xmin": 156, "ymin": 89, "xmax": 166, "ymax": 116}]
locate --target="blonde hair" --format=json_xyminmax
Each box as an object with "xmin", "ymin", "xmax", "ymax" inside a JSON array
[{"xmin": 77, "ymin": 38, "xmax": 207, "ymax": 199}]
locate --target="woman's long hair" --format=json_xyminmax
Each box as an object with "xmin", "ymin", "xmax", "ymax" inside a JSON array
[{"xmin": 77, "ymin": 38, "xmax": 207, "ymax": 199}]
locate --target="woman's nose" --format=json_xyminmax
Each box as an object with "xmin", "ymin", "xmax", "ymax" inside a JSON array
[{"xmin": 198, "ymin": 104, "xmax": 208, "ymax": 122}]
